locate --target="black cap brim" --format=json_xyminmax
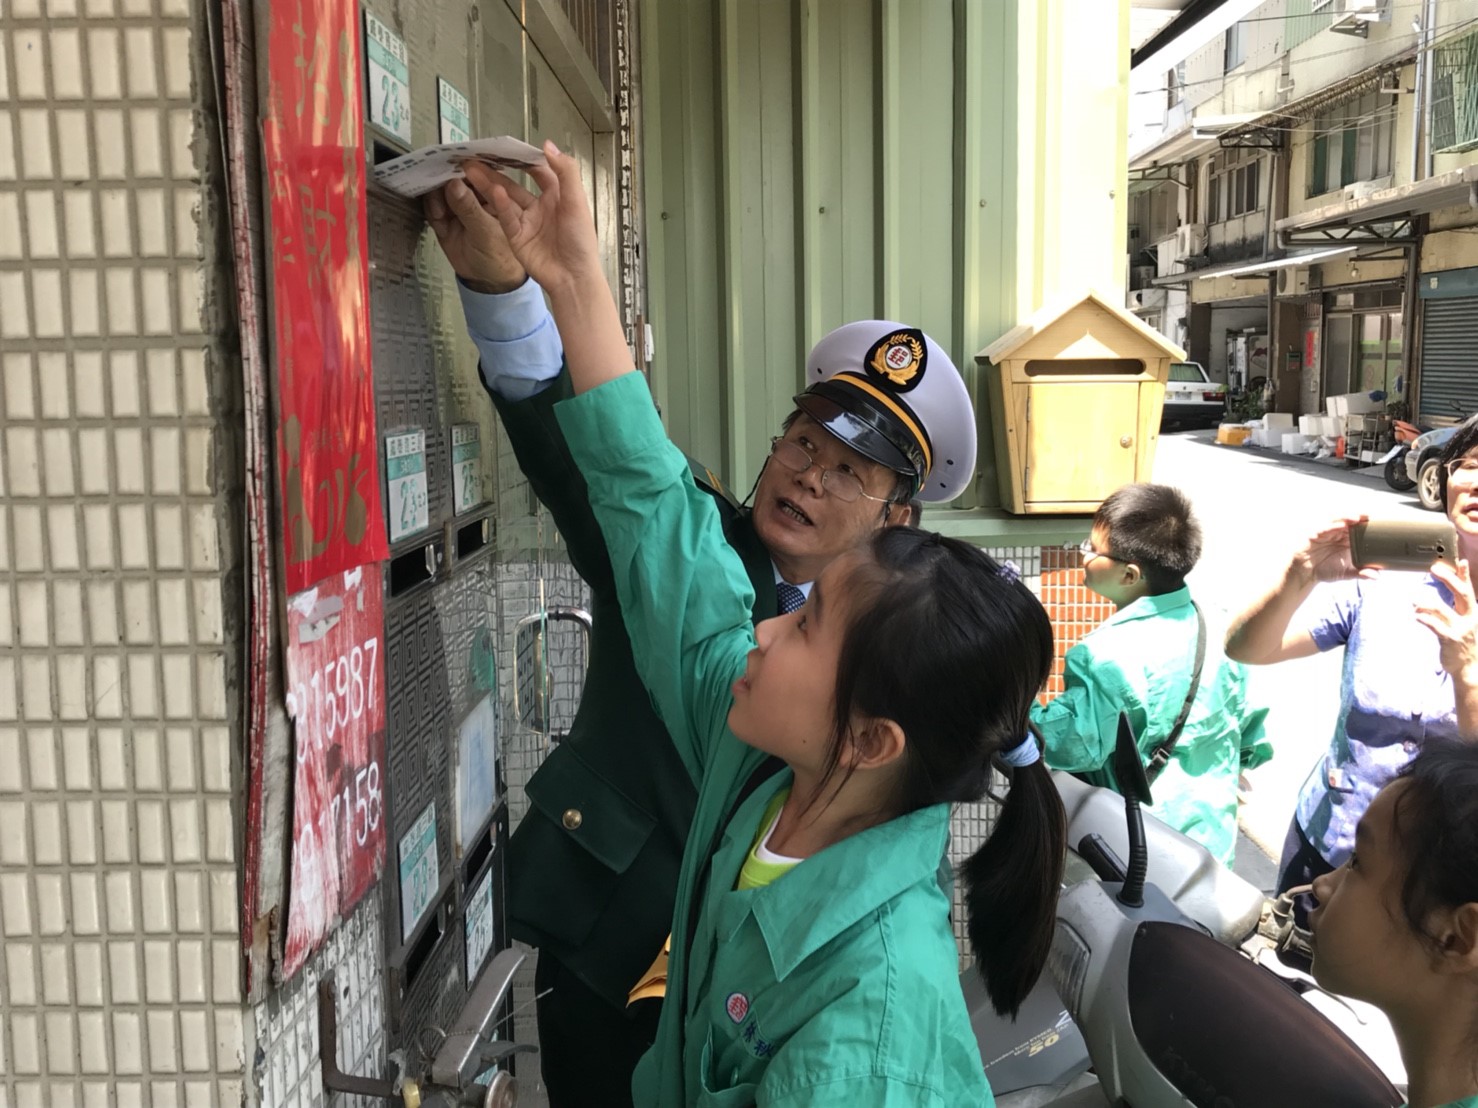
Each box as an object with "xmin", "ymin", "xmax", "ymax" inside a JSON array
[{"xmin": 793, "ymin": 384, "xmax": 923, "ymax": 486}]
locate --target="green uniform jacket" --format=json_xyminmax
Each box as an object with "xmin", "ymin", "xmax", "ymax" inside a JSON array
[
  {"xmin": 558, "ymin": 373, "xmax": 992, "ymax": 1108},
  {"xmin": 491, "ymin": 368, "xmax": 777, "ymax": 1008},
  {"xmin": 1031, "ymin": 587, "xmax": 1272, "ymax": 866}
]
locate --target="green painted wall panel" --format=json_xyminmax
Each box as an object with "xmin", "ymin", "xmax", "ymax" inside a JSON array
[
  {"xmin": 642, "ymin": 0, "xmax": 728, "ymax": 471},
  {"xmin": 638, "ymin": 0, "xmax": 1136, "ymax": 511},
  {"xmin": 881, "ymin": 0, "xmax": 956, "ymax": 352},
  {"xmin": 718, "ymin": 0, "xmax": 801, "ymax": 488},
  {"xmin": 800, "ymin": 0, "xmax": 881, "ymax": 341},
  {"xmin": 956, "ymin": 0, "xmax": 1019, "ymax": 507}
]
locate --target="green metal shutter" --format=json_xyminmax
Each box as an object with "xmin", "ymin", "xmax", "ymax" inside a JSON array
[
  {"xmin": 1310, "ymin": 136, "xmax": 1326, "ymax": 198},
  {"xmin": 1340, "ymin": 126, "xmax": 1357, "ymax": 188},
  {"xmin": 1418, "ymin": 296, "xmax": 1478, "ymax": 421}
]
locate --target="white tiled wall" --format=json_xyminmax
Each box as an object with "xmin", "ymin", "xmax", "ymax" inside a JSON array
[
  {"xmin": 251, "ymin": 896, "xmax": 385, "ymax": 1108},
  {"xmin": 0, "ymin": 0, "xmax": 249, "ymax": 1102}
]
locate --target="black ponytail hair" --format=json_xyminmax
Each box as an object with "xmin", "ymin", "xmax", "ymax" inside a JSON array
[
  {"xmin": 817, "ymin": 528, "xmax": 1065, "ymax": 1017},
  {"xmin": 963, "ymin": 735, "xmax": 1065, "ymax": 1017},
  {"xmin": 1392, "ymin": 741, "xmax": 1478, "ymax": 950}
]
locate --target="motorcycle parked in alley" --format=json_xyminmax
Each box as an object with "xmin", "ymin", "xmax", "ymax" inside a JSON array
[
  {"xmin": 1383, "ymin": 418, "xmax": 1423, "ymax": 492},
  {"xmin": 968, "ymin": 716, "xmax": 1404, "ymax": 1108}
]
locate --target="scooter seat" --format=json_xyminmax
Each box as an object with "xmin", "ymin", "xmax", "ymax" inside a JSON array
[{"xmin": 1127, "ymin": 921, "xmax": 1401, "ymax": 1108}]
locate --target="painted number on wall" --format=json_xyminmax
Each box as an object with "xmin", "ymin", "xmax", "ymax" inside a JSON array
[
  {"xmin": 364, "ymin": 12, "xmax": 411, "ymax": 145},
  {"xmin": 282, "ymin": 565, "xmax": 389, "ymax": 979}
]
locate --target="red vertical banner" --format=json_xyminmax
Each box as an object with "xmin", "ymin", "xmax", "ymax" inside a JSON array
[
  {"xmin": 264, "ymin": 0, "xmax": 391, "ymax": 978},
  {"xmin": 282, "ymin": 565, "xmax": 389, "ymax": 979},
  {"xmin": 263, "ymin": 0, "xmax": 388, "ymax": 593}
]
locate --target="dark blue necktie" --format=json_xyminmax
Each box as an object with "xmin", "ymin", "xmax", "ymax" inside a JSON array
[{"xmin": 777, "ymin": 582, "xmax": 806, "ymax": 615}]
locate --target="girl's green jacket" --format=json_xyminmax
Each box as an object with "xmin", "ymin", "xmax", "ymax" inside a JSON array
[{"xmin": 557, "ymin": 373, "xmax": 994, "ymax": 1107}]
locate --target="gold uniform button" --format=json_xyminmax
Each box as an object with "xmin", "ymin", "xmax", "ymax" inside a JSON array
[{"xmin": 562, "ymin": 808, "xmax": 583, "ymax": 831}]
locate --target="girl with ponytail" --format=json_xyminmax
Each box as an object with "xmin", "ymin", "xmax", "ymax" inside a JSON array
[{"xmin": 482, "ymin": 141, "xmax": 1066, "ymax": 1106}]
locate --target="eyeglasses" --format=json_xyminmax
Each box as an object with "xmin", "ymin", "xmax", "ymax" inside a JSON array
[
  {"xmin": 1445, "ymin": 457, "xmax": 1478, "ymax": 486},
  {"xmin": 768, "ymin": 438, "xmax": 894, "ymax": 505},
  {"xmin": 1078, "ymin": 538, "xmax": 1123, "ymax": 564}
]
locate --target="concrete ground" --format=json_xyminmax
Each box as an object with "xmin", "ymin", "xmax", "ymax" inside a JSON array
[{"xmin": 1153, "ymin": 429, "xmax": 1430, "ymax": 888}]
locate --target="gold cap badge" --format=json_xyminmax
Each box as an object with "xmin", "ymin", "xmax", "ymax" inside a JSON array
[{"xmin": 866, "ymin": 329, "xmax": 927, "ymax": 392}]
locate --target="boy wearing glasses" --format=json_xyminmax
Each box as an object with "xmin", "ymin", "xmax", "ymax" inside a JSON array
[
  {"xmin": 424, "ymin": 166, "xmax": 976, "ymax": 1107},
  {"xmin": 1033, "ymin": 483, "xmax": 1271, "ymax": 867}
]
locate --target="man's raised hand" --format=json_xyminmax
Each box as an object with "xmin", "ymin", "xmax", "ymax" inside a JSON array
[
  {"xmin": 424, "ymin": 162, "xmax": 527, "ymax": 294},
  {"xmin": 483, "ymin": 142, "xmax": 604, "ymax": 299}
]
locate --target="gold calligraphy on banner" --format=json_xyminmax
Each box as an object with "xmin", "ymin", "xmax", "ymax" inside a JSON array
[{"xmin": 265, "ymin": 0, "xmax": 387, "ymax": 591}]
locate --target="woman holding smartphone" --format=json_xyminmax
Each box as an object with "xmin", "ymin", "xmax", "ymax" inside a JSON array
[{"xmin": 1226, "ymin": 415, "xmax": 1478, "ymax": 926}]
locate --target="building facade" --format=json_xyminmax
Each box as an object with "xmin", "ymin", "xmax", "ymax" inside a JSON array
[
  {"xmin": 0, "ymin": 0, "xmax": 1134, "ymax": 1104},
  {"xmin": 1129, "ymin": 0, "xmax": 1478, "ymax": 423}
]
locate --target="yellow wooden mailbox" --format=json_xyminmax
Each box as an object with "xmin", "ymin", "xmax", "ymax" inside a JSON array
[{"xmin": 978, "ymin": 292, "xmax": 1185, "ymax": 515}]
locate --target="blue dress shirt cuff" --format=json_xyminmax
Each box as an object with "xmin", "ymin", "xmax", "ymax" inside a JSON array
[{"xmin": 458, "ymin": 276, "xmax": 564, "ymax": 402}]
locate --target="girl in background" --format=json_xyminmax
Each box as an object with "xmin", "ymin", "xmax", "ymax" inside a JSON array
[{"xmin": 1310, "ymin": 741, "xmax": 1478, "ymax": 1108}]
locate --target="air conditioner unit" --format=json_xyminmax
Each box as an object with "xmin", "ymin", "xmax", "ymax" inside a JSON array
[
  {"xmin": 1277, "ymin": 266, "xmax": 1321, "ymax": 297},
  {"xmin": 1343, "ymin": 176, "xmax": 1391, "ymax": 201},
  {"xmin": 1331, "ymin": 0, "xmax": 1388, "ymax": 36},
  {"xmin": 1176, "ymin": 223, "xmax": 1208, "ymax": 257},
  {"xmin": 1130, "ymin": 287, "xmax": 1168, "ymax": 312}
]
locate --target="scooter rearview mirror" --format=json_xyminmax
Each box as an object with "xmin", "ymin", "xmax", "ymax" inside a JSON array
[
  {"xmin": 1113, "ymin": 712, "xmax": 1154, "ymax": 809},
  {"xmin": 1113, "ymin": 712, "xmax": 1151, "ymax": 909}
]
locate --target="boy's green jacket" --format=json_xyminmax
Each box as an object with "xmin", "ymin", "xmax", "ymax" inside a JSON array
[
  {"xmin": 558, "ymin": 373, "xmax": 993, "ymax": 1107},
  {"xmin": 1031, "ymin": 587, "xmax": 1272, "ymax": 866}
]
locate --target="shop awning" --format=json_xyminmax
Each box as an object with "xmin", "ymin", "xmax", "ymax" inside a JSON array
[
  {"xmin": 1196, "ymin": 246, "xmax": 1359, "ymax": 279},
  {"xmin": 1149, "ymin": 245, "xmax": 1358, "ymax": 286},
  {"xmin": 1129, "ymin": 125, "xmax": 1218, "ymax": 171},
  {"xmin": 1277, "ymin": 164, "xmax": 1478, "ymax": 235}
]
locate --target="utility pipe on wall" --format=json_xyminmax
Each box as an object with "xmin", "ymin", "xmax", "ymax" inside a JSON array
[
  {"xmin": 1423, "ymin": 0, "xmax": 1438, "ymax": 180},
  {"xmin": 1411, "ymin": 3, "xmax": 1426, "ymax": 182}
]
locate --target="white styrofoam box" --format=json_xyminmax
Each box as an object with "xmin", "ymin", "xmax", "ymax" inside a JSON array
[
  {"xmin": 1265, "ymin": 413, "xmax": 1295, "ymax": 431},
  {"xmin": 1361, "ymin": 449, "xmax": 1378, "ymax": 463},
  {"xmin": 1282, "ymin": 432, "xmax": 1313, "ymax": 454},
  {"xmin": 1330, "ymin": 392, "xmax": 1383, "ymax": 418},
  {"xmin": 1299, "ymin": 415, "xmax": 1321, "ymax": 435},
  {"xmin": 1320, "ymin": 416, "xmax": 1342, "ymax": 437},
  {"xmin": 1326, "ymin": 397, "xmax": 1339, "ymax": 417}
]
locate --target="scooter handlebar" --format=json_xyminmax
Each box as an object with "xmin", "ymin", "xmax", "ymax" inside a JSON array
[{"xmin": 1077, "ymin": 833, "xmax": 1128, "ymax": 883}]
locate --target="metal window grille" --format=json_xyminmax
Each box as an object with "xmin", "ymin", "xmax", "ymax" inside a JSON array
[
  {"xmin": 559, "ymin": 0, "xmax": 615, "ymax": 94},
  {"xmin": 1432, "ymin": 30, "xmax": 1478, "ymax": 154}
]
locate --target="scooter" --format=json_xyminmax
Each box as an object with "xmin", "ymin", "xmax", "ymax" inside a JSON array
[
  {"xmin": 968, "ymin": 716, "xmax": 1404, "ymax": 1108},
  {"xmin": 1384, "ymin": 419, "xmax": 1423, "ymax": 492}
]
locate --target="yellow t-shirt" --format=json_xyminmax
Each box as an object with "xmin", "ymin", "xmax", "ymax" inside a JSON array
[
  {"xmin": 736, "ymin": 787, "xmax": 801, "ymax": 890},
  {"xmin": 628, "ymin": 788, "xmax": 800, "ymax": 1005}
]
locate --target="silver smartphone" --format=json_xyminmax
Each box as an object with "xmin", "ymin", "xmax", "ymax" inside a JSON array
[{"xmin": 1349, "ymin": 519, "xmax": 1459, "ymax": 572}]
